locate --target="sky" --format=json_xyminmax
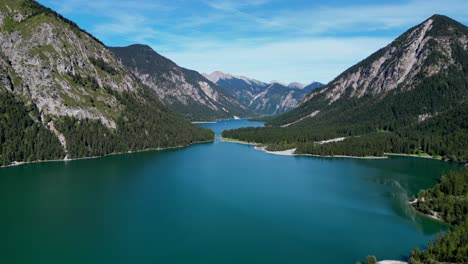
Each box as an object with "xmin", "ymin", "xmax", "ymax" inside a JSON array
[{"xmin": 37, "ymin": 0, "xmax": 468, "ymax": 84}]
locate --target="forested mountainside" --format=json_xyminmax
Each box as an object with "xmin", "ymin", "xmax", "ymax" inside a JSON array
[
  {"xmin": 223, "ymin": 15, "xmax": 468, "ymax": 163},
  {"xmin": 0, "ymin": 0, "xmax": 213, "ymax": 166},
  {"xmin": 110, "ymin": 45, "xmax": 253, "ymax": 121},
  {"xmin": 407, "ymin": 168, "xmax": 468, "ymax": 264},
  {"xmin": 204, "ymin": 71, "xmax": 323, "ymax": 115}
]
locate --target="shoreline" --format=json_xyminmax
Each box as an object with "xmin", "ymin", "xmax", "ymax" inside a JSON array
[
  {"xmin": 221, "ymin": 138, "xmax": 468, "ymax": 162},
  {"xmin": 191, "ymin": 116, "xmax": 261, "ymax": 124},
  {"xmin": 384, "ymin": 153, "xmax": 443, "ymax": 161},
  {"xmin": 221, "ymin": 137, "xmax": 387, "ymax": 159},
  {"xmin": 1, "ymin": 140, "xmax": 214, "ymax": 169},
  {"xmin": 221, "ymin": 137, "xmax": 260, "ymax": 145},
  {"xmin": 409, "ymin": 198, "xmax": 446, "ymax": 223},
  {"xmin": 191, "ymin": 121, "xmax": 216, "ymax": 124}
]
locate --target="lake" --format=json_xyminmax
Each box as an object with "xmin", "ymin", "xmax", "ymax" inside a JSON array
[{"xmin": 0, "ymin": 119, "xmax": 459, "ymax": 264}]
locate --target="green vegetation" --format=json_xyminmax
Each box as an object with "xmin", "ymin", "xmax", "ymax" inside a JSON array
[
  {"xmin": 89, "ymin": 57, "xmax": 118, "ymax": 75},
  {"xmin": 0, "ymin": 92, "xmax": 64, "ymax": 166},
  {"xmin": 365, "ymin": 256, "xmax": 377, "ymax": 264},
  {"xmin": 0, "ymin": 86, "xmax": 214, "ymax": 165},
  {"xmin": 412, "ymin": 169, "xmax": 468, "ymax": 225},
  {"xmin": 0, "ymin": 0, "xmax": 215, "ymax": 167},
  {"xmin": 109, "ymin": 45, "xmax": 254, "ymax": 121},
  {"xmin": 408, "ymin": 169, "xmax": 468, "ymax": 264},
  {"xmin": 222, "ymin": 25, "xmax": 468, "ymax": 163},
  {"xmin": 55, "ymin": 86, "xmax": 215, "ymax": 159},
  {"xmin": 408, "ymin": 219, "xmax": 468, "ymax": 264},
  {"xmin": 68, "ymin": 73, "xmax": 100, "ymax": 91},
  {"xmin": 224, "ymin": 87, "xmax": 468, "ymax": 161},
  {"xmin": 19, "ymin": 0, "xmax": 105, "ymax": 45}
]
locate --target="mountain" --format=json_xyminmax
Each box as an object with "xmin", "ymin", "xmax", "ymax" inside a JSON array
[
  {"xmin": 287, "ymin": 82, "xmax": 305, "ymax": 89},
  {"xmin": 0, "ymin": 0, "xmax": 213, "ymax": 166},
  {"xmin": 110, "ymin": 45, "xmax": 252, "ymax": 121},
  {"xmin": 223, "ymin": 15, "xmax": 468, "ymax": 162},
  {"xmin": 302, "ymin": 82, "xmax": 324, "ymax": 93},
  {"xmin": 203, "ymin": 71, "xmax": 267, "ymax": 106},
  {"xmin": 204, "ymin": 71, "xmax": 322, "ymax": 115},
  {"xmin": 248, "ymin": 82, "xmax": 312, "ymax": 115},
  {"xmin": 270, "ymin": 15, "xmax": 468, "ymax": 128}
]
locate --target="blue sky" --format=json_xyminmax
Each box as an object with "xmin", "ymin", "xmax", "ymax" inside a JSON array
[{"xmin": 38, "ymin": 0, "xmax": 468, "ymax": 84}]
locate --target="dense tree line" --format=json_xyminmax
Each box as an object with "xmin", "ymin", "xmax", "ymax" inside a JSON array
[
  {"xmin": 408, "ymin": 219, "xmax": 467, "ymax": 264},
  {"xmin": 408, "ymin": 169, "xmax": 468, "ymax": 264},
  {"xmin": 413, "ymin": 169, "xmax": 468, "ymax": 225},
  {"xmin": 0, "ymin": 92, "xmax": 64, "ymax": 166},
  {"xmin": 223, "ymin": 28, "xmax": 468, "ymax": 162},
  {"xmin": 55, "ymin": 86, "xmax": 214, "ymax": 159},
  {"xmin": 223, "ymin": 87, "xmax": 468, "ymax": 162},
  {"xmin": 0, "ymin": 86, "xmax": 214, "ymax": 165}
]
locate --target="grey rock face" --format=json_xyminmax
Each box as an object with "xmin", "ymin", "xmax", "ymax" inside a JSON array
[
  {"xmin": 110, "ymin": 45, "xmax": 252, "ymax": 121},
  {"xmin": 204, "ymin": 71, "xmax": 322, "ymax": 115}
]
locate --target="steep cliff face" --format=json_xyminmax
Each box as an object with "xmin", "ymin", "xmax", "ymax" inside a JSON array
[
  {"xmin": 0, "ymin": 1, "xmax": 137, "ymax": 129},
  {"xmin": 271, "ymin": 15, "xmax": 468, "ymax": 128},
  {"xmin": 0, "ymin": 0, "xmax": 213, "ymax": 166},
  {"xmin": 247, "ymin": 83, "xmax": 309, "ymax": 115},
  {"xmin": 204, "ymin": 71, "xmax": 322, "ymax": 115},
  {"xmin": 110, "ymin": 45, "xmax": 253, "ymax": 121}
]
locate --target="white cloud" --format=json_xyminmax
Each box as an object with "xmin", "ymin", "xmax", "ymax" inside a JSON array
[
  {"xmin": 38, "ymin": 0, "xmax": 468, "ymax": 83},
  {"xmin": 203, "ymin": 0, "xmax": 270, "ymax": 11},
  {"xmin": 262, "ymin": 0, "xmax": 468, "ymax": 35},
  {"xmin": 160, "ymin": 37, "xmax": 392, "ymax": 84},
  {"xmin": 48, "ymin": 0, "xmax": 171, "ymax": 14}
]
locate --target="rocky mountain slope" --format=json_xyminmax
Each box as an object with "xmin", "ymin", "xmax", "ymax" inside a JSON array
[
  {"xmin": 269, "ymin": 14, "xmax": 468, "ymax": 128},
  {"xmin": 302, "ymin": 82, "xmax": 324, "ymax": 93},
  {"xmin": 223, "ymin": 15, "xmax": 468, "ymax": 162},
  {"xmin": 110, "ymin": 45, "xmax": 252, "ymax": 121},
  {"xmin": 0, "ymin": 0, "xmax": 213, "ymax": 166},
  {"xmin": 204, "ymin": 71, "xmax": 323, "ymax": 115}
]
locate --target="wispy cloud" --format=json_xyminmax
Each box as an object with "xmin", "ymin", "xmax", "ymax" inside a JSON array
[
  {"xmin": 38, "ymin": 0, "xmax": 468, "ymax": 83},
  {"xmin": 263, "ymin": 0, "xmax": 468, "ymax": 35},
  {"xmin": 203, "ymin": 0, "xmax": 270, "ymax": 11},
  {"xmin": 162, "ymin": 37, "xmax": 392, "ymax": 84}
]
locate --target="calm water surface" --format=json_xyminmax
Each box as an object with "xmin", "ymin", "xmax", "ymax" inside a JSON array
[{"xmin": 0, "ymin": 120, "xmax": 459, "ymax": 263}]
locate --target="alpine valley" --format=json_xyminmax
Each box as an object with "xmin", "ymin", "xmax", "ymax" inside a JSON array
[
  {"xmin": 224, "ymin": 15, "xmax": 468, "ymax": 163},
  {"xmin": 110, "ymin": 45, "xmax": 253, "ymax": 121},
  {"xmin": 204, "ymin": 71, "xmax": 323, "ymax": 115},
  {"xmin": 1, "ymin": 1, "xmax": 468, "ymax": 264},
  {"xmin": 0, "ymin": 0, "xmax": 214, "ymax": 166}
]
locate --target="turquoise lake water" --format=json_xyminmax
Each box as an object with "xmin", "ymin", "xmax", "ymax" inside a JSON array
[{"xmin": 0, "ymin": 119, "xmax": 459, "ymax": 263}]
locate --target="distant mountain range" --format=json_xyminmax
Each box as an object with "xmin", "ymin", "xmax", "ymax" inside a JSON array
[
  {"xmin": 110, "ymin": 45, "xmax": 253, "ymax": 121},
  {"xmin": 203, "ymin": 71, "xmax": 323, "ymax": 115},
  {"xmin": 223, "ymin": 14, "xmax": 468, "ymax": 163},
  {"xmin": 110, "ymin": 46, "xmax": 322, "ymax": 119}
]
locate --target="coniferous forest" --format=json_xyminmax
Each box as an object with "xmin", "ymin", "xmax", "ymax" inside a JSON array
[
  {"xmin": 408, "ymin": 169, "xmax": 468, "ymax": 264},
  {"xmin": 223, "ymin": 57, "xmax": 468, "ymax": 162},
  {"xmin": 0, "ymin": 92, "xmax": 65, "ymax": 166},
  {"xmin": 0, "ymin": 88, "xmax": 214, "ymax": 166}
]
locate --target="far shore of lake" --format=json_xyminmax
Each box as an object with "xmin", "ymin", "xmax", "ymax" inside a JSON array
[{"xmin": 221, "ymin": 137, "xmax": 387, "ymax": 159}]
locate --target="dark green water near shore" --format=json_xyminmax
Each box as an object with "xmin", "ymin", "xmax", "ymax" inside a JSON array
[{"xmin": 0, "ymin": 120, "xmax": 459, "ymax": 263}]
